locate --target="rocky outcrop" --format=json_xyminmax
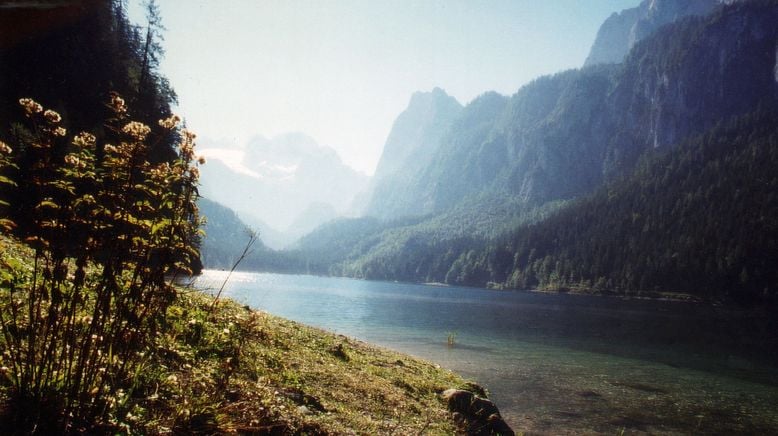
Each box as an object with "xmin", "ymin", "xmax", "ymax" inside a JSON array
[
  {"xmin": 608, "ymin": 0, "xmax": 778, "ymax": 160},
  {"xmin": 774, "ymin": 41, "xmax": 778, "ymax": 83},
  {"xmin": 442, "ymin": 387, "xmax": 514, "ymax": 435},
  {"xmin": 584, "ymin": 7, "xmax": 643, "ymax": 67},
  {"xmin": 364, "ymin": 87, "xmax": 463, "ymax": 219},
  {"xmin": 584, "ymin": 0, "xmax": 720, "ymax": 67}
]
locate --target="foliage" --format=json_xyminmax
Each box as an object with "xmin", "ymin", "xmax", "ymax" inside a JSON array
[
  {"xmin": 0, "ymin": 0, "xmax": 178, "ymax": 164},
  {"xmin": 0, "ymin": 139, "xmax": 15, "ymax": 233},
  {"xmin": 0, "ymin": 96, "xmax": 203, "ymax": 432}
]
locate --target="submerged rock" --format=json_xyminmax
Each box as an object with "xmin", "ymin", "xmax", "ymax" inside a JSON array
[{"xmin": 442, "ymin": 387, "xmax": 515, "ymax": 435}]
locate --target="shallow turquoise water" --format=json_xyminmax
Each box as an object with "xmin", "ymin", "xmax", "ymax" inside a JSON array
[{"xmin": 192, "ymin": 271, "xmax": 778, "ymax": 434}]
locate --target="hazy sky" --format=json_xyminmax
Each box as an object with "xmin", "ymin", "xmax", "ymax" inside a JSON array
[{"xmin": 129, "ymin": 0, "xmax": 641, "ymax": 175}]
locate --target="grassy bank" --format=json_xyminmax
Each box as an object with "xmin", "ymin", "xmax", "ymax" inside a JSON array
[
  {"xmin": 0, "ymin": 234, "xmax": 470, "ymax": 434},
  {"xmin": 134, "ymin": 290, "xmax": 468, "ymax": 434}
]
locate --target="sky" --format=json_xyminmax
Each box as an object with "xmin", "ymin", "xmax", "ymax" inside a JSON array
[{"xmin": 128, "ymin": 0, "xmax": 641, "ymax": 175}]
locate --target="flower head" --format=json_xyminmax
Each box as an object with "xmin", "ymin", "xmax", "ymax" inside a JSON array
[
  {"xmin": 178, "ymin": 129, "xmax": 197, "ymax": 160},
  {"xmin": 73, "ymin": 132, "xmax": 96, "ymax": 149},
  {"xmin": 110, "ymin": 95, "xmax": 127, "ymax": 114},
  {"xmin": 0, "ymin": 141, "xmax": 11, "ymax": 155},
  {"xmin": 19, "ymin": 98, "xmax": 43, "ymax": 115},
  {"xmin": 44, "ymin": 109, "xmax": 62, "ymax": 124},
  {"xmin": 158, "ymin": 114, "xmax": 181, "ymax": 130},
  {"xmin": 64, "ymin": 154, "xmax": 86, "ymax": 169},
  {"xmin": 122, "ymin": 121, "xmax": 151, "ymax": 141},
  {"xmin": 53, "ymin": 126, "xmax": 67, "ymax": 137}
]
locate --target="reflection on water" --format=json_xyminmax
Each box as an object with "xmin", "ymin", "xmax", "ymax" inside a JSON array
[{"xmin": 192, "ymin": 271, "xmax": 778, "ymax": 434}]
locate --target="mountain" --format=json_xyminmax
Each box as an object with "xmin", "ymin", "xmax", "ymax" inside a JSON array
[
  {"xmin": 400, "ymin": 108, "xmax": 778, "ymax": 301},
  {"xmin": 364, "ymin": 87, "xmax": 463, "ymax": 219},
  {"xmin": 198, "ymin": 133, "xmax": 368, "ymax": 248},
  {"xmin": 199, "ymin": 198, "xmax": 307, "ymax": 272},
  {"xmin": 232, "ymin": 212, "xmax": 289, "ymax": 251},
  {"xmin": 287, "ymin": 0, "xmax": 778, "ymax": 301},
  {"xmin": 285, "ymin": 202, "xmax": 339, "ymax": 242},
  {"xmin": 584, "ymin": 0, "xmax": 720, "ymax": 67},
  {"xmin": 198, "ymin": 198, "xmax": 261, "ymax": 269},
  {"xmin": 372, "ymin": 0, "xmax": 777, "ymax": 221}
]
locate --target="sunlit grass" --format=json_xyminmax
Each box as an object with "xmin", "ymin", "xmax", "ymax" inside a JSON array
[{"xmin": 148, "ymin": 290, "xmax": 466, "ymax": 434}]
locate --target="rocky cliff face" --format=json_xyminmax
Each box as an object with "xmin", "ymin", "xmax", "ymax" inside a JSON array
[
  {"xmin": 607, "ymin": 0, "xmax": 778, "ymax": 170},
  {"xmin": 584, "ymin": 7, "xmax": 643, "ymax": 67},
  {"xmin": 584, "ymin": 0, "xmax": 720, "ymax": 66},
  {"xmin": 774, "ymin": 40, "xmax": 778, "ymax": 83},
  {"xmin": 364, "ymin": 88, "xmax": 462, "ymax": 219},
  {"xmin": 411, "ymin": 71, "xmax": 614, "ymax": 215}
]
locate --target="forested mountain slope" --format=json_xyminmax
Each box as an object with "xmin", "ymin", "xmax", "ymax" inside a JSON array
[
  {"xmin": 199, "ymin": 198, "xmax": 305, "ymax": 273},
  {"xmin": 199, "ymin": 198, "xmax": 258, "ymax": 269},
  {"xmin": 401, "ymin": 110, "xmax": 778, "ymax": 301}
]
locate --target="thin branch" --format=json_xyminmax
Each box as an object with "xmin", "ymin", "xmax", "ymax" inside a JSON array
[{"xmin": 208, "ymin": 230, "xmax": 257, "ymax": 314}]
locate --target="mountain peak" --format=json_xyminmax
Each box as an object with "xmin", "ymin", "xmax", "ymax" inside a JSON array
[
  {"xmin": 364, "ymin": 88, "xmax": 464, "ymax": 218},
  {"xmin": 408, "ymin": 87, "xmax": 459, "ymax": 108},
  {"xmin": 584, "ymin": 0, "xmax": 720, "ymax": 67},
  {"xmin": 274, "ymin": 132, "xmax": 319, "ymax": 149}
]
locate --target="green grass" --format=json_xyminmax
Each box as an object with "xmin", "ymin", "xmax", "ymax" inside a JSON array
[{"xmin": 148, "ymin": 291, "xmax": 467, "ymax": 434}]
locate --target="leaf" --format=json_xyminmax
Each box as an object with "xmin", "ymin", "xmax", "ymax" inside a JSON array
[
  {"xmin": 24, "ymin": 236, "xmax": 49, "ymax": 249},
  {"xmin": 0, "ymin": 218, "xmax": 16, "ymax": 231},
  {"xmin": 0, "ymin": 175, "xmax": 16, "ymax": 186},
  {"xmin": 36, "ymin": 200, "xmax": 60, "ymax": 210},
  {"xmin": 151, "ymin": 219, "xmax": 171, "ymax": 235}
]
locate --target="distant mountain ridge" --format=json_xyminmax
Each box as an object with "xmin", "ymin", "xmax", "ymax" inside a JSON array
[
  {"xmin": 198, "ymin": 133, "xmax": 368, "ymax": 248},
  {"xmin": 199, "ymin": 198, "xmax": 306, "ymax": 273}
]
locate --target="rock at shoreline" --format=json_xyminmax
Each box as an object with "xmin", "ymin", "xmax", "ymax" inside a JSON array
[{"xmin": 442, "ymin": 387, "xmax": 515, "ymax": 435}]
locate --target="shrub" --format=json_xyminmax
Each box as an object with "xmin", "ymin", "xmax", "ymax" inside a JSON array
[{"xmin": 0, "ymin": 95, "xmax": 203, "ymax": 432}]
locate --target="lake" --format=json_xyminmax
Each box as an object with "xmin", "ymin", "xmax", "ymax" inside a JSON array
[{"xmin": 192, "ymin": 270, "xmax": 778, "ymax": 434}]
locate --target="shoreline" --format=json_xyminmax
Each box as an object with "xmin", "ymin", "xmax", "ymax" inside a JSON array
[
  {"xmin": 183, "ymin": 291, "xmax": 513, "ymax": 434},
  {"xmin": 0, "ymin": 234, "xmax": 511, "ymax": 433},
  {"xmin": 197, "ymin": 267, "xmax": 738, "ymax": 306}
]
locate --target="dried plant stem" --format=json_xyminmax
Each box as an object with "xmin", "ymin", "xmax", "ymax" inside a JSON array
[{"xmin": 209, "ymin": 231, "xmax": 257, "ymax": 315}]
